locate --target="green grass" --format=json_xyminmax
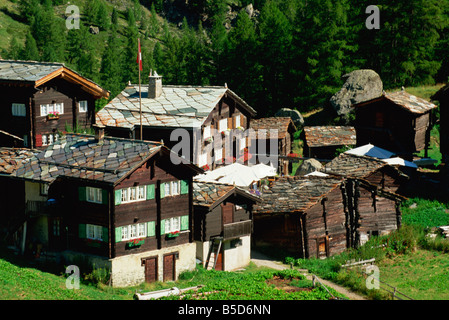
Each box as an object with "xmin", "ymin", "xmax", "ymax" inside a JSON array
[
  {"xmin": 378, "ymin": 249, "xmax": 449, "ymax": 300},
  {"xmin": 401, "ymin": 198, "xmax": 449, "ymax": 228}
]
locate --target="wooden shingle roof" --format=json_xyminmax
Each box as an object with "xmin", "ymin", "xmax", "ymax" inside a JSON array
[{"xmin": 253, "ymin": 176, "xmax": 343, "ymax": 214}]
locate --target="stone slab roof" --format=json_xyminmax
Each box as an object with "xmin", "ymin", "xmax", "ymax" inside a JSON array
[
  {"xmin": 193, "ymin": 181, "xmax": 259, "ymax": 208},
  {"xmin": 0, "ymin": 60, "xmax": 63, "ymax": 82},
  {"xmin": 0, "ymin": 59, "xmax": 109, "ymax": 98},
  {"xmin": 253, "ymin": 176, "xmax": 343, "ymax": 214},
  {"xmin": 354, "ymin": 90, "xmax": 437, "ymax": 114},
  {"xmin": 0, "ymin": 148, "xmax": 38, "ymax": 174},
  {"xmin": 96, "ymin": 85, "xmax": 256, "ymax": 130},
  {"xmin": 322, "ymin": 152, "xmax": 389, "ymax": 178},
  {"xmin": 304, "ymin": 126, "xmax": 356, "ymax": 148},
  {"xmin": 13, "ymin": 134, "xmax": 165, "ymax": 184},
  {"xmin": 249, "ymin": 117, "xmax": 296, "ymax": 139}
]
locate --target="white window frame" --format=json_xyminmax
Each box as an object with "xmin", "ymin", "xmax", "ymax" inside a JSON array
[
  {"xmin": 79, "ymin": 100, "xmax": 88, "ymax": 113},
  {"xmin": 86, "ymin": 187, "xmax": 102, "ymax": 204},
  {"xmin": 240, "ymin": 137, "xmax": 246, "ymax": 150},
  {"xmin": 40, "ymin": 183, "xmax": 49, "ymax": 196},
  {"xmin": 40, "ymin": 103, "xmax": 64, "ymax": 116},
  {"xmin": 86, "ymin": 224, "xmax": 103, "ymax": 241},
  {"xmin": 41, "ymin": 133, "xmax": 60, "ymax": 146},
  {"xmin": 121, "ymin": 185, "xmax": 147, "ymax": 203},
  {"xmin": 203, "ymin": 125, "xmax": 211, "ymax": 139},
  {"xmin": 165, "ymin": 217, "xmax": 181, "ymax": 234},
  {"xmin": 121, "ymin": 223, "xmax": 147, "ymax": 241},
  {"xmin": 199, "ymin": 152, "xmax": 208, "ymax": 167},
  {"xmin": 219, "ymin": 118, "xmax": 228, "ymax": 132},
  {"xmin": 215, "ymin": 147, "xmax": 223, "ymax": 160},
  {"xmin": 234, "ymin": 115, "xmax": 241, "ymax": 128},
  {"xmin": 12, "ymin": 103, "xmax": 26, "ymax": 117}
]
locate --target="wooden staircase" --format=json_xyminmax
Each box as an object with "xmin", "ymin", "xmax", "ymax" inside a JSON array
[{"xmin": 205, "ymin": 237, "xmax": 223, "ymax": 271}]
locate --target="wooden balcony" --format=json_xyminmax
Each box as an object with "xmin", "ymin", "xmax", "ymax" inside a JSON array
[
  {"xmin": 223, "ymin": 220, "xmax": 252, "ymax": 240},
  {"xmin": 25, "ymin": 200, "xmax": 48, "ymax": 216}
]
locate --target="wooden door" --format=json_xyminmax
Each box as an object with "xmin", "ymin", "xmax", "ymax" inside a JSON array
[
  {"xmin": 214, "ymin": 247, "xmax": 223, "ymax": 271},
  {"xmin": 143, "ymin": 257, "xmax": 158, "ymax": 283},
  {"xmin": 222, "ymin": 203, "xmax": 234, "ymax": 225},
  {"xmin": 163, "ymin": 254, "xmax": 176, "ymax": 281}
]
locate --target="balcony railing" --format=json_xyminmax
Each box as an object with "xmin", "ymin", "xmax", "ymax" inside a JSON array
[
  {"xmin": 223, "ymin": 220, "xmax": 252, "ymax": 240},
  {"xmin": 25, "ymin": 200, "xmax": 48, "ymax": 215}
]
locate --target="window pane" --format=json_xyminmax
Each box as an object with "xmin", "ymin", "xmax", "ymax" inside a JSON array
[
  {"xmin": 79, "ymin": 100, "xmax": 88, "ymax": 112},
  {"xmin": 122, "ymin": 226, "xmax": 128, "ymax": 240},
  {"xmin": 40, "ymin": 105, "xmax": 47, "ymax": 116},
  {"xmin": 122, "ymin": 189, "xmax": 128, "ymax": 202},
  {"xmin": 130, "ymin": 224, "xmax": 137, "ymax": 238},
  {"xmin": 138, "ymin": 186, "xmax": 145, "ymax": 200},
  {"xmin": 165, "ymin": 183, "xmax": 171, "ymax": 196},
  {"xmin": 138, "ymin": 223, "xmax": 146, "ymax": 237}
]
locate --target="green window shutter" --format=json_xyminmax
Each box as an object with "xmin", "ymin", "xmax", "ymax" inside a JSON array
[
  {"xmin": 79, "ymin": 224, "xmax": 86, "ymax": 239},
  {"xmin": 180, "ymin": 180, "xmax": 189, "ymax": 195},
  {"xmin": 102, "ymin": 189, "xmax": 108, "ymax": 205},
  {"xmin": 78, "ymin": 187, "xmax": 86, "ymax": 202},
  {"xmin": 102, "ymin": 227, "xmax": 108, "ymax": 242},
  {"xmin": 180, "ymin": 215, "xmax": 189, "ymax": 231},
  {"xmin": 160, "ymin": 219, "xmax": 165, "ymax": 235},
  {"xmin": 115, "ymin": 189, "xmax": 122, "ymax": 205},
  {"xmin": 160, "ymin": 183, "xmax": 165, "ymax": 198},
  {"xmin": 147, "ymin": 221, "xmax": 156, "ymax": 237},
  {"xmin": 146, "ymin": 184, "xmax": 155, "ymax": 200},
  {"xmin": 115, "ymin": 227, "xmax": 122, "ymax": 243}
]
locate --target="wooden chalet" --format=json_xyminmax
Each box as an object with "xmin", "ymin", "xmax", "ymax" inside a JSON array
[
  {"xmin": 192, "ymin": 182, "xmax": 260, "ymax": 271},
  {"xmin": 0, "ymin": 60, "xmax": 109, "ymax": 149},
  {"xmin": 253, "ymin": 175, "xmax": 405, "ymax": 258},
  {"xmin": 352, "ymin": 90, "xmax": 437, "ymax": 159},
  {"xmin": 95, "ymin": 73, "xmax": 257, "ymax": 171},
  {"xmin": 302, "ymin": 126, "xmax": 356, "ymax": 160},
  {"xmin": 431, "ymin": 85, "xmax": 449, "ymax": 164},
  {"xmin": 9, "ymin": 130, "xmax": 203, "ymax": 287},
  {"xmin": 322, "ymin": 152, "xmax": 408, "ymax": 195},
  {"xmin": 249, "ymin": 117, "xmax": 297, "ymax": 175}
]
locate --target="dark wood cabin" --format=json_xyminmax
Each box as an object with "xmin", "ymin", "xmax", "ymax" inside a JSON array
[
  {"xmin": 352, "ymin": 90, "xmax": 437, "ymax": 160},
  {"xmin": 249, "ymin": 117, "xmax": 297, "ymax": 175},
  {"xmin": 323, "ymin": 152, "xmax": 408, "ymax": 195},
  {"xmin": 192, "ymin": 182, "xmax": 259, "ymax": 271},
  {"xmin": 96, "ymin": 74, "xmax": 257, "ymax": 171},
  {"xmin": 431, "ymin": 85, "xmax": 449, "ymax": 164},
  {"xmin": 253, "ymin": 175, "xmax": 404, "ymax": 258},
  {"xmin": 10, "ymin": 131, "xmax": 203, "ymax": 287},
  {"xmin": 302, "ymin": 126, "xmax": 356, "ymax": 160},
  {"xmin": 0, "ymin": 60, "xmax": 109, "ymax": 150}
]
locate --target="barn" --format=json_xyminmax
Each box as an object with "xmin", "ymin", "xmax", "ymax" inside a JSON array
[{"xmin": 352, "ymin": 90, "xmax": 437, "ymax": 160}]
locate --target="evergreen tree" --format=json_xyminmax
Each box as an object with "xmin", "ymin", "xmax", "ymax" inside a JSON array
[
  {"xmin": 122, "ymin": 9, "xmax": 140, "ymax": 84},
  {"xmin": 257, "ymin": 1, "xmax": 293, "ymax": 115},
  {"xmin": 100, "ymin": 28, "xmax": 124, "ymax": 98},
  {"xmin": 22, "ymin": 32, "xmax": 40, "ymax": 61},
  {"xmin": 96, "ymin": 0, "xmax": 110, "ymax": 31}
]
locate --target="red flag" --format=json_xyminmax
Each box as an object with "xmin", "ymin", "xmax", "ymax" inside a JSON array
[{"xmin": 136, "ymin": 39, "xmax": 142, "ymax": 72}]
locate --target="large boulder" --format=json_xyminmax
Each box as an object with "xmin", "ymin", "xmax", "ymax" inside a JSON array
[
  {"xmin": 274, "ymin": 108, "xmax": 304, "ymax": 130},
  {"xmin": 330, "ymin": 69, "xmax": 383, "ymax": 121},
  {"xmin": 295, "ymin": 158, "xmax": 323, "ymax": 176}
]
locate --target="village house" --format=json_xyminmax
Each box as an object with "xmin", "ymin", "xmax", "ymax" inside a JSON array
[
  {"xmin": 249, "ymin": 117, "xmax": 297, "ymax": 175},
  {"xmin": 302, "ymin": 126, "xmax": 356, "ymax": 160},
  {"xmin": 7, "ymin": 129, "xmax": 203, "ymax": 287},
  {"xmin": 192, "ymin": 182, "xmax": 259, "ymax": 271},
  {"xmin": 352, "ymin": 90, "xmax": 437, "ymax": 160},
  {"xmin": 0, "ymin": 60, "xmax": 109, "ymax": 149},
  {"xmin": 95, "ymin": 73, "xmax": 257, "ymax": 171},
  {"xmin": 253, "ymin": 174, "xmax": 405, "ymax": 258},
  {"xmin": 322, "ymin": 152, "xmax": 408, "ymax": 195}
]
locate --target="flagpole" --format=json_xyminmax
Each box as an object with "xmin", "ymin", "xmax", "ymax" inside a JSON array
[{"xmin": 138, "ymin": 38, "xmax": 143, "ymax": 140}]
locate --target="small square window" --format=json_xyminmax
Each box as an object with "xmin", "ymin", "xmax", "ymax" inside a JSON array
[{"xmin": 79, "ymin": 100, "xmax": 88, "ymax": 113}]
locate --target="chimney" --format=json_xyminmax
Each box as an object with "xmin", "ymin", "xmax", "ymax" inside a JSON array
[
  {"xmin": 148, "ymin": 70, "xmax": 162, "ymax": 99},
  {"xmin": 93, "ymin": 124, "xmax": 105, "ymax": 144}
]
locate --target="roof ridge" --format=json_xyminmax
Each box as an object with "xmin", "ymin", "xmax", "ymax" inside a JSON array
[{"xmin": 0, "ymin": 59, "xmax": 64, "ymax": 66}]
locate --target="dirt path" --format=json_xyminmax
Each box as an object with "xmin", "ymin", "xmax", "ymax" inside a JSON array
[{"xmin": 250, "ymin": 251, "xmax": 367, "ymax": 300}]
